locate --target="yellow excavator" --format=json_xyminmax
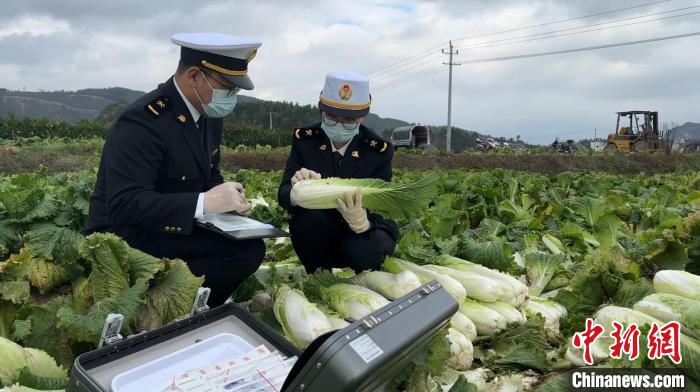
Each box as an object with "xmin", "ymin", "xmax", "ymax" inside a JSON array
[{"xmin": 605, "ymin": 111, "xmax": 668, "ymax": 152}]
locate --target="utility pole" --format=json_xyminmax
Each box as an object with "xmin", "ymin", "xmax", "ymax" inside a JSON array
[
  {"xmin": 442, "ymin": 41, "xmax": 460, "ymax": 152},
  {"xmin": 268, "ymin": 112, "xmax": 273, "ymax": 130}
]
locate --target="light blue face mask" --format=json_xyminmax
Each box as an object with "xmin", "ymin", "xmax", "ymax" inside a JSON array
[
  {"xmin": 194, "ymin": 71, "xmax": 238, "ymax": 118},
  {"xmin": 321, "ymin": 121, "xmax": 360, "ymax": 144}
]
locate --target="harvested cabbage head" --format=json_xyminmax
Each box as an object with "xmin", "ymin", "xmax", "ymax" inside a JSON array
[
  {"xmin": 422, "ymin": 264, "xmax": 504, "ymax": 303},
  {"xmin": 633, "ymin": 293, "xmax": 700, "ymax": 335},
  {"xmin": 653, "ymin": 270, "xmax": 700, "ymax": 301},
  {"xmin": 352, "ymin": 270, "xmax": 422, "ymax": 300},
  {"xmin": 481, "ymin": 301, "xmax": 526, "ymax": 325},
  {"xmin": 273, "ymin": 285, "xmax": 333, "ymax": 348},
  {"xmin": 434, "ymin": 255, "xmax": 528, "ymax": 308},
  {"xmin": 319, "ymin": 283, "xmax": 390, "ymax": 320},
  {"xmin": 459, "ymin": 299, "xmax": 508, "ymax": 336},
  {"xmin": 523, "ymin": 297, "xmax": 567, "ymax": 338},
  {"xmin": 450, "ymin": 311, "xmax": 478, "ymax": 340},
  {"xmin": 445, "ymin": 328, "xmax": 474, "ymax": 371},
  {"xmin": 290, "ymin": 176, "xmax": 437, "ymax": 218},
  {"xmin": 383, "ymin": 257, "xmax": 467, "ymax": 303}
]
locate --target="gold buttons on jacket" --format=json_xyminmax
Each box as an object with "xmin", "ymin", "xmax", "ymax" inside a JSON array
[
  {"xmin": 165, "ymin": 226, "xmax": 182, "ymax": 232},
  {"xmin": 176, "ymin": 227, "xmax": 182, "ymax": 232},
  {"xmin": 181, "ymin": 176, "xmax": 187, "ymax": 181}
]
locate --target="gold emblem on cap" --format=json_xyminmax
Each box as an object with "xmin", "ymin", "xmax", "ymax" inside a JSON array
[
  {"xmin": 247, "ymin": 49, "xmax": 258, "ymax": 63},
  {"xmin": 339, "ymin": 84, "xmax": 353, "ymax": 101},
  {"xmin": 319, "ymin": 144, "xmax": 327, "ymax": 151},
  {"xmin": 177, "ymin": 114, "xmax": 187, "ymax": 123},
  {"xmin": 352, "ymin": 150, "xmax": 359, "ymax": 158}
]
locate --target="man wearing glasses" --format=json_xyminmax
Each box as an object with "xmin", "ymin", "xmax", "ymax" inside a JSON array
[
  {"xmin": 86, "ymin": 33, "xmax": 265, "ymax": 306},
  {"xmin": 278, "ymin": 71, "xmax": 399, "ymax": 273}
]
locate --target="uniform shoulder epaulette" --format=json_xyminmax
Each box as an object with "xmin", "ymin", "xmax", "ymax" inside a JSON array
[
  {"xmin": 144, "ymin": 95, "xmax": 171, "ymax": 118},
  {"xmin": 365, "ymin": 136, "xmax": 390, "ymax": 154},
  {"xmin": 294, "ymin": 126, "xmax": 322, "ymax": 140}
]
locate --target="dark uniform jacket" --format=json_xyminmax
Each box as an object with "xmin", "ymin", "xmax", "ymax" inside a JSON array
[
  {"xmin": 278, "ymin": 123, "xmax": 399, "ymax": 239},
  {"xmin": 86, "ymin": 77, "xmax": 224, "ymax": 241}
]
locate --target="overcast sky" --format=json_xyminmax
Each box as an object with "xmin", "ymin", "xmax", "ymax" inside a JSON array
[{"xmin": 1, "ymin": 0, "xmax": 699, "ymax": 143}]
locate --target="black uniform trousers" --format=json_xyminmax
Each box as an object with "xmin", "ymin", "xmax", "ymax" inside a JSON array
[
  {"xmin": 289, "ymin": 209, "xmax": 396, "ymax": 274},
  {"xmin": 125, "ymin": 228, "xmax": 264, "ymax": 307}
]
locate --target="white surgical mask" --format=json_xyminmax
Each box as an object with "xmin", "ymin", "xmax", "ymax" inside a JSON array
[
  {"xmin": 194, "ymin": 71, "xmax": 239, "ymax": 118},
  {"xmin": 321, "ymin": 122, "xmax": 359, "ymax": 144}
]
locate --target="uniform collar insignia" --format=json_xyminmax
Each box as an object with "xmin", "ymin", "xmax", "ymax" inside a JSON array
[
  {"xmin": 145, "ymin": 95, "xmax": 171, "ymax": 118},
  {"xmin": 294, "ymin": 127, "xmax": 321, "ymax": 140}
]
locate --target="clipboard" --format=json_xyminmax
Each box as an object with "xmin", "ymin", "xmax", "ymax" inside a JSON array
[{"xmin": 196, "ymin": 213, "xmax": 288, "ymax": 240}]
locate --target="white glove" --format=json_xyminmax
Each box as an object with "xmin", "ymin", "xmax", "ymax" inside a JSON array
[
  {"xmin": 290, "ymin": 168, "xmax": 321, "ymax": 206},
  {"xmin": 336, "ymin": 188, "xmax": 370, "ymax": 234},
  {"xmin": 291, "ymin": 168, "xmax": 321, "ymax": 186},
  {"xmin": 203, "ymin": 182, "xmax": 252, "ymax": 215}
]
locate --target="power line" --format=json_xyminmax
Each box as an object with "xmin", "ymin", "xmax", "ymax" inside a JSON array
[
  {"xmin": 453, "ymin": 8, "xmax": 700, "ymax": 51},
  {"xmin": 367, "ymin": 1, "xmax": 677, "ymax": 81},
  {"xmin": 372, "ymin": 69, "xmax": 447, "ymax": 94},
  {"xmin": 370, "ymin": 30, "xmax": 700, "ymax": 108},
  {"xmin": 280, "ymin": 0, "xmax": 675, "ymax": 103},
  {"xmin": 364, "ymin": 43, "xmax": 447, "ymax": 77},
  {"xmin": 451, "ymin": 0, "xmax": 672, "ymax": 42},
  {"xmin": 372, "ymin": 64, "xmax": 446, "ymax": 92},
  {"xmin": 456, "ymin": 30, "xmax": 700, "ymax": 65}
]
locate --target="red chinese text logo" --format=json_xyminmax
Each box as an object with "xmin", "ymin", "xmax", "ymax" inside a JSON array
[{"xmin": 572, "ymin": 318, "xmax": 605, "ymax": 365}]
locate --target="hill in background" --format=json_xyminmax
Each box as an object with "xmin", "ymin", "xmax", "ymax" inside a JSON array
[
  {"xmin": 1, "ymin": 86, "xmax": 409, "ymax": 134},
  {"xmin": 670, "ymin": 122, "xmax": 700, "ymax": 140},
  {"xmin": 1, "ymin": 86, "xmax": 498, "ymax": 151},
  {"xmin": 0, "ymin": 87, "xmax": 144, "ymax": 122}
]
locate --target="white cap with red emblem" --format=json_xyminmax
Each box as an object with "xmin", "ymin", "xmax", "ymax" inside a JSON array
[{"xmin": 318, "ymin": 71, "xmax": 371, "ymax": 118}]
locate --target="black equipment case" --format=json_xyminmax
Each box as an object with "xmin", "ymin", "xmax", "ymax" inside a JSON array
[{"xmin": 67, "ymin": 280, "xmax": 457, "ymax": 392}]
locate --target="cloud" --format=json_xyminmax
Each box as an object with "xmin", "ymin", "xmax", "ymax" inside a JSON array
[{"xmin": 0, "ymin": 0, "xmax": 698, "ymax": 143}]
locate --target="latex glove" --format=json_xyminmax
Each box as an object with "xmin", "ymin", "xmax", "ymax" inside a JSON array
[
  {"xmin": 291, "ymin": 168, "xmax": 321, "ymax": 186},
  {"xmin": 336, "ymin": 188, "xmax": 370, "ymax": 234},
  {"xmin": 203, "ymin": 182, "xmax": 251, "ymax": 215},
  {"xmin": 290, "ymin": 168, "xmax": 321, "ymax": 206}
]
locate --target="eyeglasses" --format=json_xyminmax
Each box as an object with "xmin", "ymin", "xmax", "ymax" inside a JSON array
[
  {"xmin": 322, "ymin": 114, "xmax": 362, "ymax": 130},
  {"xmin": 199, "ymin": 69, "xmax": 241, "ymax": 97}
]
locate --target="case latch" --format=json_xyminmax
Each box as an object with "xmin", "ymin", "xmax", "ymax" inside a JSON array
[
  {"xmin": 98, "ymin": 313, "xmax": 124, "ymax": 348},
  {"xmin": 191, "ymin": 287, "xmax": 211, "ymax": 316}
]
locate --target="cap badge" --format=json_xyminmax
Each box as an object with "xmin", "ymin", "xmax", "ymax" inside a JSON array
[
  {"xmin": 352, "ymin": 150, "xmax": 359, "ymax": 158},
  {"xmin": 177, "ymin": 114, "xmax": 187, "ymax": 123},
  {"xmin": 247, "ymin": 49, "xmax": 258, "ymax": 63},
  {"xmin": 319, "ymin": 144, "xmax": 327, "ymax": 151},
  {"xmin": 339, "ymin": 84, "xmax": 353, "ymax": 101}
]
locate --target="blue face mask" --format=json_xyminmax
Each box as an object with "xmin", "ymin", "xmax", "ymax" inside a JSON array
[
  {"xmin": 321, "ymin": 121, "xmax": 360, "ymax": 144},
  {"xmin": 194, "ymin": 71, "xmax": 238, "ymax": 118}
]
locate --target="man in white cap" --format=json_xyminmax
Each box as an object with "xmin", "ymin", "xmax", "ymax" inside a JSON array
[
  {"xmin": 86, "ymin": 33, "xmax": 264, "ymax": 306},
  {"xmin": 277, "ymin": 71, "xmax": 399, "ymax": 273}
]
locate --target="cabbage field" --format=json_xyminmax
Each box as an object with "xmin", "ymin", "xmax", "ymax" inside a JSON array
[{"xmin": 1, "ymin": 168, "xmax": 699, "ymax": 391}]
